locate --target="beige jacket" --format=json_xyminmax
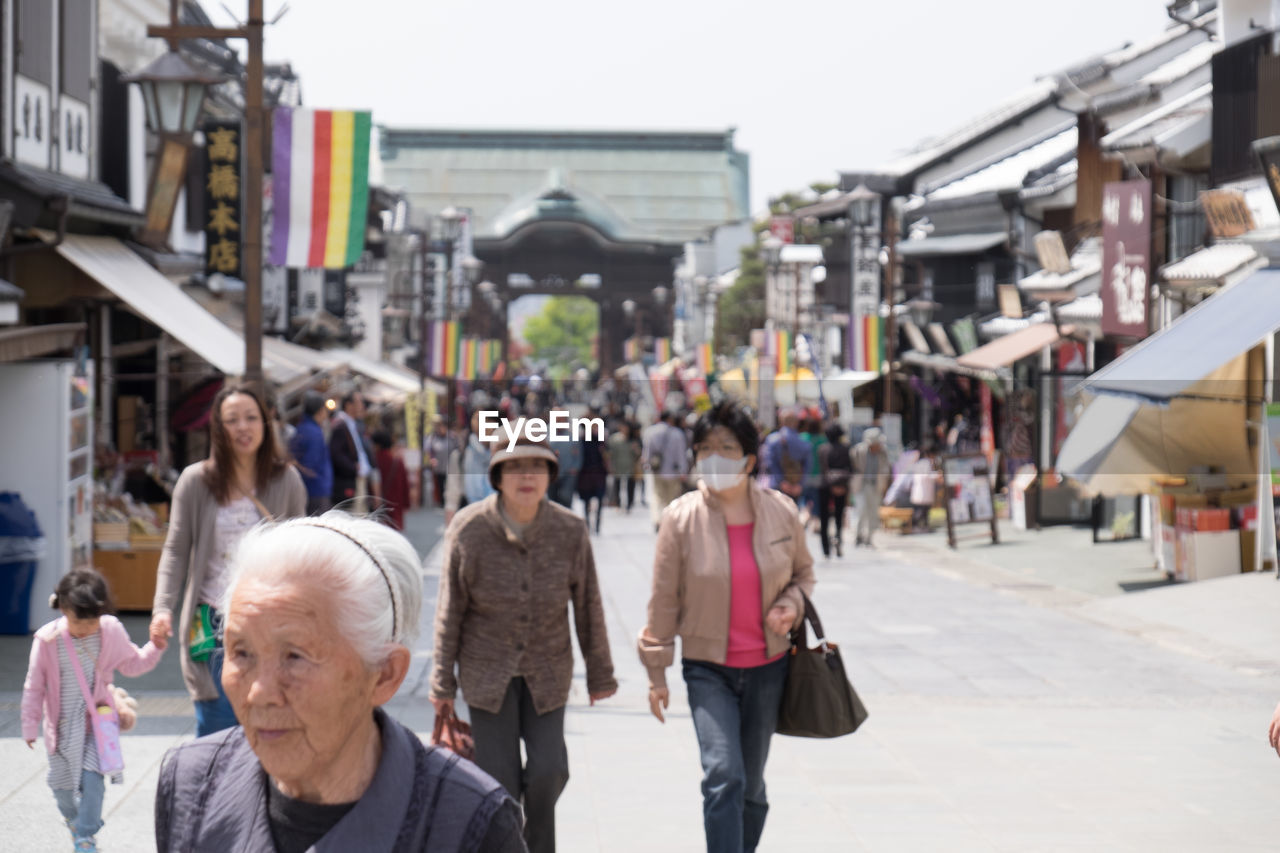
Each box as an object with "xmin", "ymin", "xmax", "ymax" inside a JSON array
[{"xmin": 638, "ymin": 480, "xmax": 816, "ymax": 690}]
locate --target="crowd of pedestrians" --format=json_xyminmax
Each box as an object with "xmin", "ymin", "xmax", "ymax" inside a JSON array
[{"xmin": 18, "ymin": 377, "xmax": 956, "ymax": 852}]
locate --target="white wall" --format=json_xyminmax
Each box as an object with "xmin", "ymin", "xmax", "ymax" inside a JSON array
[{"xmin": 1219, "ymin": 0, "xmax": 1280, "ymax": 46}]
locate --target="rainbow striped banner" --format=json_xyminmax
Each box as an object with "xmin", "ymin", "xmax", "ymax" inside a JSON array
[
  {"xmin": 478, "ymin": 339, "xmax": 492, "ymax": 376},
  {"xmin": 695, "ymin": 343, "xmax": 713, "ymax": 375},
  {"xmin": 488, "ymin": 340, "xmax": 501, "ymax": 374},
  {"xmin": 654, "ymin": 337, "xmax": 671, "ymax": 364},
  {"xmin": 769, "ymin": 330, "xmax": 793, "ymax": 374},
  {"xmin": 429, "ymin": 320, "xmax": 460, "ymax": 377},
  {"xmin": 851, "ymin": 312, "xmax": 884, "ymax": 372},
  {"xmin": 456, "ymin": 338, "xmax": 475, "ymax": 381},
  {"xmin": 624, "ymin": 338, "xmax": 637, "ymax": 362},
  {"xmin": 269, "ymin": 107, "xmax": 372, "ymax": 269}
]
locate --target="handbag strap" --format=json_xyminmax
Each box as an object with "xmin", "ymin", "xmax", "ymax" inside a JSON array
[
  {"xmin": 61, "ymin": 627, "xmax": 98, "ymax": 712},
  {"xmin": 790, "ymin": 591, "xmax": 830, "ymax": 652}
]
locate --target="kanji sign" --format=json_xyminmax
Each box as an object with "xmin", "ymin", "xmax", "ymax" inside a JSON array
[
  {"xmin": 1100, "ymin": 179, "xmax": 1151, "ymax": 339},
  {"xmin": 203, "ymin": 120, "xmax": 242, "ymax": 278}
]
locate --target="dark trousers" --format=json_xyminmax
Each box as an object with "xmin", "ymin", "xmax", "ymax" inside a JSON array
[
  {"xmin": 432, "ymin": 473, "xmax": 447, "ymax": 507},
  {"xmin": 469, "ymin": 677, "xmax": 569, "ymax": 853},
  {"xmin": 609, "ymin": 475, "xmax": 636, "ymax": 510},
  {"xmin": 817, "ymin": 486, "xmax": 849, "ymax": 557},
  {"xmin": 683, "ymin": 656, "xmax": 789, "ymax": 853}
]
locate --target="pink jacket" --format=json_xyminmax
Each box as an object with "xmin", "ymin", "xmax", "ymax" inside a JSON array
[{"xmin": 21, "ymin": 615, "xmax": 163, "ymax": 755}]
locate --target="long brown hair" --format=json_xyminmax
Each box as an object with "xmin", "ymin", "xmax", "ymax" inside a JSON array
[{"xmin": 204, "ymin": 383, "xmax": 288, "ymax": 504}]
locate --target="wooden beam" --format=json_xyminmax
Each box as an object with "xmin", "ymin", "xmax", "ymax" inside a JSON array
[{"xmin": 146, "ymin": 25, "xmax": 248, "ymax": 41}]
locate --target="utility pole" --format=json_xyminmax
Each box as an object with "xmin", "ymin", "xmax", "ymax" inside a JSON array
[
  {"xmin": 150, "ymin": 0, "xmax": 265, "ymax": 388},
  {"xmin": 882, "ymin": 204, "xmax": 898, "ymax": 416}
]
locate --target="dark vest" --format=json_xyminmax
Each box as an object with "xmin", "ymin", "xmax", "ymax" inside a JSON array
[{"xmin": 155, "ymin": 708, "xmax": 514, "ymax": 852}]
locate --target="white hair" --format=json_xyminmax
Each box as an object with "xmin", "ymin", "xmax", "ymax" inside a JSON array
[{"xmin": 221, "ymin": 511, "xmax": 423, "ymax": 667}]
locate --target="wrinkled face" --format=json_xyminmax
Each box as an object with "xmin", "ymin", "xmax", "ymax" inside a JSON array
[
  {"xmin": 222, "ymin": 578, "xmax": 381, "ymax": 788},
  {"xmin": 498, "ymin": 457, "xmax": 551, "ymax": 513},
  {"xmin": 220, "ymin": 392, "xmax": 264, "ymax": 458}
]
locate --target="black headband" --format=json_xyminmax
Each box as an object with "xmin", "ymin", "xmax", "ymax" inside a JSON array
[{"xmin": 295, "ymin": 519, "xmax": 399, "ymax": 639}]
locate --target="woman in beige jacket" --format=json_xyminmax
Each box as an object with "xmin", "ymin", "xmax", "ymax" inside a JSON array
[{"xmin": 639, "ymin": 401, "xmax": 815, "ymax": 853}]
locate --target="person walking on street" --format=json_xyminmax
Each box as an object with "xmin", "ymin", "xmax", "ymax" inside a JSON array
[
  {"xmin": 910, "ymin": 443, "xmax": 939, "ymax": 533},
  {"xmin": 852, "ymin": 427, "xmax": 892, "ymax": 547},
  {"xmin": 607, "ymin": 421, "xmax": 641, "ymax": 512},
  {"xmin": 816, "ymin": 423, "xmax": 854, "ymax": 557},
  {"xmin": 639, "ymin": 401, "xmax": 815, "ymax": 853},
  {"xmin": 331, "ymin": 391, "xmax": 378, "ymax": 512},
  {"xmin": 577, "ymin": 423, "xmax": 610, "ymax": 534},
  {"xmin": 547, "ymin": 411, "xmax": 582, "ymax": 509},
  {"xmin": 431, "ymin": 435, "xmax": 617, "ymax": 853},
  {"xmin": 443, "ymin": 409, "xmax": 498, "ymax": 527},
  {"xmin": 155, "ymin": 513, "xmax": 525, "ymax": 852},
  {"xmin": 289, "ymin": 390, "xmax": 333, "ymax": 516},
  {"xmin": 23, "ymin": 569, "xmax": 164, "ymax": 853},
  {"xmin": 646, "ymin": 412, "xmax": 689, "ymax": 529},
  {"xmin": 761, "ymin": 410, "xmax": 813, "ymax": 511},
  {"xmin": 151, "ymin": 383, "xmax": 307, "ymax": 736},
  {"xmin": 801, "ymin": 416, "xmax": 828, "ymax": 526},
  {"xmin": 425, "ymin": 416, "xmax": 455, "ymax": 509},
  {"xmin": 372, "ymin": 430, "xmax": 410, "ymax": 531}
]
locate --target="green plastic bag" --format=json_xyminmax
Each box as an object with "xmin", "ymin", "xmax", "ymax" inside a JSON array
[{"xmin": 188, "ymin": 604, "xmax": 217, "ymax": 663}]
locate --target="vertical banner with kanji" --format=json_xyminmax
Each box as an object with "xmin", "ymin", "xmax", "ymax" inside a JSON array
[
  {"xmin": 1100, "ymin": 179, "xmax": 1152, "ymax": 339},
  {"xmin": 204, "ymin": 120, "xmax": 242, "ymax": 278}
]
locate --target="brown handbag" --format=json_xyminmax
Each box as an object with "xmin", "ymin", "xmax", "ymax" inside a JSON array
[
  {"xmin": 776, "ymin": 592, "xmax": 869, "ymax": 738},
  {"xmin": 430, "ymin": 708, "xmax": 475, "ymax": 760}
]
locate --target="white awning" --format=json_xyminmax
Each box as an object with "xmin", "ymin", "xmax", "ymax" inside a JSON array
[
  {"xmin": 325, "ymin": 347, "xmax": 445, "ymax": 396},
  {"xmin": 55, "ymin": 235, "xmax": 245, "ymax": 374},
  {"xmin": 896, "ymin": 232, "xmax": 1007, "ymax": 258},
  {"xmin": 1160, "ymin": 242, "xmax": 1263, "ymax": 288}
]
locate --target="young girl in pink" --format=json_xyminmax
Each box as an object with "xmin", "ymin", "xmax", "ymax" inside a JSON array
[{"xmin": 21, "ymin": 568, "xmax": 164, "ymax": 853}]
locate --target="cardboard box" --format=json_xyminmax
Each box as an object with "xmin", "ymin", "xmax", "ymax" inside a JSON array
[
  {"xmin": 1178, "ymin": 530, "xmax": 1241, "ymax": 582},
  {"xmin": 92, "ymin": 548, "xmax": 160, "ymax": 611}
]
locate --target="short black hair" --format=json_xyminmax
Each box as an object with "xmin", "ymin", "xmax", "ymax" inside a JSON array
[
  {"xmin": 303, "ymin": 390, "xmax": 327, "ymax": 417},
  {"xmin": 52, "ymin": 568, "xmax": 112, "ymax": 619},
  {"xmin": 371, "ymin": 429, "xmax": 393, "ymax": 450},
  {"xmin": 341, "ymin": 390, "xmax": 363, "ymax": 410},
  {"xmin": 692, "ymin": 401, "xmax": 759, "ymax": 458}
]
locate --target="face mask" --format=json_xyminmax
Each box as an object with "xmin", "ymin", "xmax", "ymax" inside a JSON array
[{"xmin": 696, "ymin": 454, "xmax": 749, "ymax": 492}]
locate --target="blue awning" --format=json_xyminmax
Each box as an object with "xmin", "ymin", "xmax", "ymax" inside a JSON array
[{"xmin": 1083, "ymin": 267, "xmax": 1280, "ymax": 403}]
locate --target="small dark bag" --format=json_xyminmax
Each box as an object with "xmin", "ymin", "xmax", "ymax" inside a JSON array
[
  {"xmin": 776, "ymin": 592, "xmax": 869, "ymax": 738},
  {"xmin": 430, "ymin": 708, "xmax": 475, "ymax": 760}
]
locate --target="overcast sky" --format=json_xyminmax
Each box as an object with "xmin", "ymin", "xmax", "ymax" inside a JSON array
[{"xmin": 211, "ymin": 1, "xmax": 1169, "ymax": 214}]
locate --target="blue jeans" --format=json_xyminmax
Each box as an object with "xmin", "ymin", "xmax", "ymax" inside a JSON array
[
  {"xmin": 53, "ymin": 768, "xmax": 105, "ymax": 839},
  {"xmin": 682, "ymin": 655, "xmax": 790, "ymax": 853},
  {"xmin": 194, "ymin": 647, "xmax": 238, "ymax": 737}
]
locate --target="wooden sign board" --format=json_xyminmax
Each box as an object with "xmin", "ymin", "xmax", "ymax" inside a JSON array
[
  {"xmin": 1200, "ymin": 190, "xmax": 1256, "ymax": 239},
  {"xmin": 1034, "ymin": 231, "xmax": 1072, "ymax": 274},
  {"xmin": 998, "ymin": 284, "xmax": 1022, "ymax": 319},
  {"xmin": 941, "ymin": 453, "xmax": 999, "ymax": 548}
]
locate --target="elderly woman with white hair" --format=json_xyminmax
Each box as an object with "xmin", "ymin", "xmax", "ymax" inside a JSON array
[{"xmin": 154, "ymin": 512, "xmax": 526, "ymax": 853}]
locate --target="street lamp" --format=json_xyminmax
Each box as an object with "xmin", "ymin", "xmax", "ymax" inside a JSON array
[
  {"xmin": 123, "ymin": 51, "xmax": 223, "ymax": 249},
  {"xmin": 847, "ymin": 184, "xmax": 878, "ymax": 230}
]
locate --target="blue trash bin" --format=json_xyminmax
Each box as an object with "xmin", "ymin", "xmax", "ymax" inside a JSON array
[{"xmin": 0, "ymin": 492, "xmax": 44, "ymax": 635}]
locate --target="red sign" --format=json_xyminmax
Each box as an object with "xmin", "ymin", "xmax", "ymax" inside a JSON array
[
  {"xmin": 1100, "ymin": 179, "xmax": 1152, "ymax": 338},
  {"xmin": 769, "ymin": 216, "xmax": 795, "ymax": 244}
]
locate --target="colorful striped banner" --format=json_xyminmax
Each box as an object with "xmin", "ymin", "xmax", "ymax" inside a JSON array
[
  {"xmin": 770, "ymin": 330, "xmax": 793, "ymax": 375},
  {"xmin": 269, "ymin": 107, "xmax": 372, "ymax": 269},
  {"xmin": 654, "ymin": 337, "xmax": 671, "ymax": 364},
  {"xmin": 851, "ymin": 313, "xmax": 883, "ymax": 372},
  {"xmin": 695, "ymin": 343, "xmax": 713, "ymax": 375},
  {"xmin": 429, "ymin": 320, "xmax": 461, "ymax": 377},
  {"xmin": 624, "ymin": 338, "xmax": 637, "ymax": 362}
]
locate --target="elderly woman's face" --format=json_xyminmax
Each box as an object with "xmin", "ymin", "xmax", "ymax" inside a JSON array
[
  {"xmin": 498, "ymin": 457, "xmax": 551, "ymax": 510},
  {"xmin": 222, "ymin": 578, "xmax": 383, "ymax": 790}
]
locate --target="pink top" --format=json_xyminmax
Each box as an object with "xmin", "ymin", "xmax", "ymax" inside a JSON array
[{"xmin": 724, "ymin": 524, "xmax": 785, "ymax": 668}]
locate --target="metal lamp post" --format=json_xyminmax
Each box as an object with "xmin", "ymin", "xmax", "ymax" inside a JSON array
[
  {"xmin": 143, "ymin": 0, "xmax": 268, "ymax": 388},
  {"xmin": 123, "ymin": 51, "xmax": 221, "ymax": 249}
]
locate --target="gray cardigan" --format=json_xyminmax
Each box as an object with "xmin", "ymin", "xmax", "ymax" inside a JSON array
[
  {"xmin": 154, "ymin": 708, "xmax": 524, "ymax": 852},
  {"xmin": 153, "ymin": 460, "xmax": 306, "ymax": 701}
]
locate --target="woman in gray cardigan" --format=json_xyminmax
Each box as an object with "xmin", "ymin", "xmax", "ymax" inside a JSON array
[{"xmin": 150, "ymin": 383, "xmax": 306, "ymax": 736}]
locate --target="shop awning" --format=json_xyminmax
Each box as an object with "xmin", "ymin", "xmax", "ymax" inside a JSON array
[
  {"xmin": 899, "ymin": 349, "xmax": 1000, "ymax": 381},
  {"xmin": 1081, "ymin": 267, "xmax": 1280, "ymax": 403},
  {"xmin": 957, "ymin": 323, "xmax": 1074, "ymax": 371},
  {"xmin": 0, "ymin": 322, "xmax": 85, "ymax": 362},
  {"xmin": 1160, "ymin": 242, "xmax": 1263, "ymax": 289},
  {"xmin": 54, "ymin": 235, "xmax": 246, "ymax": 375},
  {"xmin": 895, "ymin": 232, "xmax": 1006, "ymax": 258},
  {"xmin": 325, "ymin": 347, "xmax": 445, "ymax": 397},
  {"xmin": 827, "ymin": 369, "xmax": 881, "ymax": 389}
]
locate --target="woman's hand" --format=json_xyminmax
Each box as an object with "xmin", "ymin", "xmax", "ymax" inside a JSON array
[
  {"xmin": 648, "ymin": 687, "xmax": 669, "ymax": 723},
  {"xmin": 765, "ymin": 602, "xmax": 797, "ymax": 636},
  {"xmin": 1268, "ymin": 699, "xmax": 1280, "ymax": 757},
  {"xmin": 431, "ymin": 697, "xmax": 455, "ymax": 720},
  {"xmin": 149, "ymin": 612, "xmax": 172, "ymax": 651},
  {"xmin": 588, "ymin": 687, "xmax": 616, "ymax": 706}
]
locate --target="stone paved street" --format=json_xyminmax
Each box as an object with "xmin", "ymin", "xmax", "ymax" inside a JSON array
[{"xmin": 3, "ymin": 505, "xmax": 1280, "ymax": 851}]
